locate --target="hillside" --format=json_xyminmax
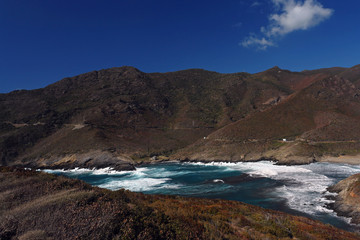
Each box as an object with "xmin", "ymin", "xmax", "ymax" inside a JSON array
[
  {"xmin": 1, "ymin": 65, "xmax": 360, "ymax": 168},
  {"xmin": 1, "ymin": 166, "xmax": 359, "ymax": 239},
  {"xmin": 176, "ymin": 73, "xmax": 360, "ymax": 164}
]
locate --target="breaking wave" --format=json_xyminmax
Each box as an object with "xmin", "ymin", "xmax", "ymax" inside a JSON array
[{"xmin": 186, "ymin": 161, "xmax": 360, "ymax": 219}]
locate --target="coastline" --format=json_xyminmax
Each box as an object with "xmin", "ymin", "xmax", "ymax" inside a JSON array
[
  {"xmin": 6, "ymin": 151, "xmax": 360, "ymax": 171},
  {"xmin": 146, "ymin": 153, "xmax": 360, "ymax": 167},
  {"xmin": 41, "ymin": 159, "xmax": 360, "ymax": 233},
  {"xmin": 318, "ymin": 155, "xmax": 360, "ymax": 165}
]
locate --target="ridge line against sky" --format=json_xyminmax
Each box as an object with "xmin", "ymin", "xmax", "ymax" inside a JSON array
[{"xmin": 0, "ymin": 0, "xmax": 359, "ymax": 93}]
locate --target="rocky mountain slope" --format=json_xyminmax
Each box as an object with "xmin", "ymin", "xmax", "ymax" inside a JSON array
[
  {"xmin": 1, "ymin": 167, "xmax": 359, "ymax": 239},
  {"xmin": 1, "ymin": 65, "xmax": 360, "ymax": 169},
  {"xmin": 328, "ymin": 173, "xmax": 360, "ymax": 225}
]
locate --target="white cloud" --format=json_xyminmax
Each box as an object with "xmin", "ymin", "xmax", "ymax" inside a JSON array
[
  {"xmin": 241, "ymin": 0, "xmax": 333, "ymax": 50},
  {"xmin": 267, "ymin": 0, "xmax": 333, "ymax": 36},
  {"xmin": 241, "ymin": 35, "xmax": 274, "ymax": 50},
  {"xmin": 251, "ymin": 1, "xmax": 262, "ymax": 7}
]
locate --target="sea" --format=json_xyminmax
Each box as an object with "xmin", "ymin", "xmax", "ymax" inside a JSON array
[{"xmin": 44, "ymin": 161, "xmax": 360, "ymax": 231}]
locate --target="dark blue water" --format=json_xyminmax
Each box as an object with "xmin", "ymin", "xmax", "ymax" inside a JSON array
[{"xmin": 45, "ymin": 161, "xmax": 360, "ymax": 231}]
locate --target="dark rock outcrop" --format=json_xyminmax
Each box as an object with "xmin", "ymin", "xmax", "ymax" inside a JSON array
[{"xmin": 328, "ymin": 173, "xmax": 360, "ymax": 224}]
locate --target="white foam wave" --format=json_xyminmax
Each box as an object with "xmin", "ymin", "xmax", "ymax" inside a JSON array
[
  {"xmin": 44, "ymin": 166, "xmax": 183, "ymax": 192},
  {"xmin": 136, "ymin": 167, "xmax": 191, "ymax": 178},
  {"xmin": 231, "ymin": 162, "xmax": 336, "ymax": 215},
  {"xmin": 43, "ymin": 167, "xmax": 133, "ymax": 176},
  {"xmin": 246, "ymin": 162, "xmax": 359, "ymax": 218},
  {"xmin": 213, "ymin": 179, "xmax": 225, "ymax": 183},
  {"xmin": 184, "ymin": 161, "xmax": 240, "ymax": 171},
  {"xmin": 185, "ymin": 161, "xmax": 312, "ymax": 176},
  {"xmin": 187, "ymin": 160, "xmax": 360, "ymax": 218},
  {"xmin": 99, "ymin": 177, "xmax": 181, "ymax": 192}
]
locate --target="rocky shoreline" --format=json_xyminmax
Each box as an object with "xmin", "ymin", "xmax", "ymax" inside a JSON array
[
  {"xmin": 10, "ymin": 151, "xmax": 136, "ymax": 171},
  {"xmin": 6, "ymin": 150, "xmax": 360, "ymax": 171},
  {"xmin": 327, "ymin": 173, "xmax": 360, "ymax": 226}
]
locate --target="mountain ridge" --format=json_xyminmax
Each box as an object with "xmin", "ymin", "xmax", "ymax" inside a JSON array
[{"xmin": 1, "ymin": 65, "xmax": 360, "ymax": 169}]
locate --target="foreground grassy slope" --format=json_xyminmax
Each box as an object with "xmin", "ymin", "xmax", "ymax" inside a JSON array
[{"xmin": 1, "ymin": 167, "xmax": 359, "ymax": 240}]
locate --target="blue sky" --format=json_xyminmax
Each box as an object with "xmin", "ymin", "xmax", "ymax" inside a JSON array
[{"xmin": 1, "ymin": 0, "xmax": 359, "ymax": 93}]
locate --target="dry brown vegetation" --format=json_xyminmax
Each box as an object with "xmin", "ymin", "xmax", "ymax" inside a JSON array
[{"xmin": 0, "ymin": 167, "xmax": 359, "ymax": 239}]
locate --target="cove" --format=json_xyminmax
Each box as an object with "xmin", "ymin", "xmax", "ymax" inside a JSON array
[{"xmin": 45, "ymin": 161, "xmax": 360, "ymax": 231}]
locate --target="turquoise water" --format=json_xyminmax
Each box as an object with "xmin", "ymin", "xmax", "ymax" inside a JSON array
[{"xmin": 45, "ymin": 161, "xmax": 360, "ymax": 231}]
